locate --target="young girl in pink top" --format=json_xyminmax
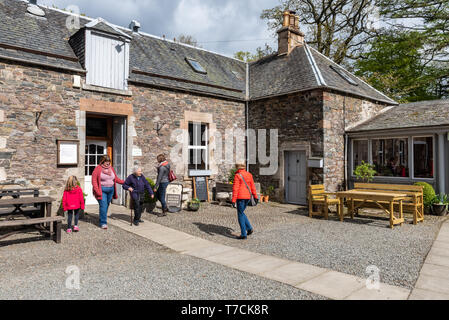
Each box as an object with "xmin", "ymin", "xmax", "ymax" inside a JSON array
[{"xmin": 62, "ymin": 176, "xmax": 85, "ymax": 234}]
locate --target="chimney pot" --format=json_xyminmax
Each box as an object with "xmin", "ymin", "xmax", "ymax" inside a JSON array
[{"xmin": 277, "ymin": 9, "xmax": 304, "ymax": 55}]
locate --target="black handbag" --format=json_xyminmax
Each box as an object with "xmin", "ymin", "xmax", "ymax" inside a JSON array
[{"xmin": 238, "ymin": 173, "xmax": 258, "ymax": 207}]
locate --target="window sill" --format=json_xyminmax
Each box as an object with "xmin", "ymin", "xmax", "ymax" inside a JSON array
[{"xmin": 82, "ymin": 84, "xmax": 133, "ymax": 96}]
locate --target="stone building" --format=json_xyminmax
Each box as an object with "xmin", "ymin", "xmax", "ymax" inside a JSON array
[
  {"xmin": 0, "ymin": 1, "xmax": 399, "ymax": 207},
  {"xmin": 248, "ymin": 11, "xmax": 397, "ymax": 203}
]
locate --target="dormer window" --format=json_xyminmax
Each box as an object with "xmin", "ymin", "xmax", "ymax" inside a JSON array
[
  {"xmin": 186, "ymin": 58, "xmax": 207, "ymax": 74},
  {"xmin": 69, "ymin": 18, "xmax": 131, "ymax": 91}
]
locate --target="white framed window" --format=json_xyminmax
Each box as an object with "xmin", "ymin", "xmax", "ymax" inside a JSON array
[
  {"xmin": 188, "ymin": 122, "xmax": 209, "ymax": 173},
  {"xmin": 352, "ymin": 139, "xmax": 368, "ymax": 174}
]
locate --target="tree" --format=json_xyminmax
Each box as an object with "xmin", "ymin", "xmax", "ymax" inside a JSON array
[
  {"xmin": 355, "ymin": 31, "xmax": 440, "ymax": 102},
  {"xmin": 260, "ymin": 0, "xmax": 380, "ymax": 66},
  {"xmin": 176, "ymin": 34, "xmax": 201, "ymax": 48},
  {"xmin": 234, "ymin": 44, "xmax": 275, "ymax": 62},
  {"xmin": 377, "ymin": 0, "xmax": 449, "ymax": 99}
]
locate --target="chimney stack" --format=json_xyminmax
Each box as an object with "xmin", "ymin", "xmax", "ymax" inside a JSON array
[{"xmin": 277, "ymin": 10, "xmax": 304, "ymax": 55}]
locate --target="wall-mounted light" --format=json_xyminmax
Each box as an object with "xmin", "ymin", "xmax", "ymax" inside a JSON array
[{"xmin": 154, "ymin": 120, "xmax": 166, "ymax": 136}]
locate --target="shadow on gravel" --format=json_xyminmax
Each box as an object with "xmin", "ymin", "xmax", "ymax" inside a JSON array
[
  {"xmin": 0, "ymin": 231, "xmax": 50, "ymax": 247},
  {"xmin": 193, "ymin": 222, "xmax": 236, "ymax": 238}
]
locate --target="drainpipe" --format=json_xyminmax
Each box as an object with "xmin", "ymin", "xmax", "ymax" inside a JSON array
[
  {"xmin": 245, "ymin": 62, "xmax": 250, "ymax": 172},
  {"xmin": 344, "ymin": 133, "xmax": 349, "ymax": 191},
  {"xmin": 438, "ymin": 133, "xmax": 445, "ymax": 194}
]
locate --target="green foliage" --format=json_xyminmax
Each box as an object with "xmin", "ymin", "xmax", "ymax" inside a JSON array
[
  {"xmin": 432, "ymin": 193, "xmax": 449, "ymax": 205},
  {"xmin": 266, "ymin": 185, "xmax": 275, "ymax": 197},
  {"xmin": 414, "ymin": 182, "xmax": 436, "ymax": 208},
  {"xmin": 354, "ymin": 161, "xmax": 376, "ymax": 183},
  {"xmin": 144, "ymin": 178, "xmax": 157, "ymax": 204},
  {"xmin": 355, "ymin": 31, "xmax": 442, "ymax": 103},
  {"xmin": 189, "ymin": 198, "xmax": 201, "ymax": 204},
  {"xmin": 228, "ymin": 167, "xmax": 238, "ymax": 183},
  {"xmin": 234, "ymin": 44, "xmax": 274, "ymax": 62}
]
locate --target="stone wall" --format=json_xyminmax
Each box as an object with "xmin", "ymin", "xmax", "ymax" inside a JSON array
[
  {"xmin": 322, "ymin": 91, "xmax": 389, "ymax": 192},
  {"xmin": 248, "ymin": 90, "xmax": 324, "ymax": 201},
  {"xmin": 0, "ymin": 60, "xmax": 246, "ymax": 207}
]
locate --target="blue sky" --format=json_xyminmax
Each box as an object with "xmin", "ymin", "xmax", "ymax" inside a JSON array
[{"xmin": 38, "ymin": 0, "xmax": 280, "ymax": 57}]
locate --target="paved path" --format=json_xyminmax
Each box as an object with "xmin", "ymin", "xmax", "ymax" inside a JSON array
[
  {"xmin": 409, "ymin": 219, "xmax": 449, "ymax": 300},
  {"xmin": 89, "ymin": 206, "xmax": 411, "ymax": 300}
]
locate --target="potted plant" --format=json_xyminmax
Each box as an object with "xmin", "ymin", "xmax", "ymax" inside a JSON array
[
  {"xmin": 265, "ymin": 185, "xmax": 275, "ymax": 202},
  {"xmin": 144, "ymin": 178, "xmax": 157, "ymax": 213},
  {"xmin": 432, "ymin": 193, "xmax": 448, "ymax": 216},
  {"xmin": 187, "ymin": 198, "xmax": 201, "ymax": 211},
  {"xmin": 228, "ymin": 167, "xmax": 238, "ymax": 184},
  {"xmin": 414, "ymin": 182, "xmax": 436, "ymax": 214},
  {"xmin": 354, "ymin": 161, "xmax": 376, "ymax": 183}
]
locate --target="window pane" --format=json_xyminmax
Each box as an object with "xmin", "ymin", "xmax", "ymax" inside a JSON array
[
  {"xmin": 89, "ymin": 166, "xmax": 95, "ymax": 176},
  {"xmin": 414, "ymin": 137, "xmax": 434, "ymax": 178},
  {"xmin": 97, "ymin": 145, "xmax": 105, "ymax": 155},
  {"xmin": 372, "ymin": 138, "xmax": 409, "ymax": 177},
  {"xmin": 353, "ymin": 140, "xmax": 368, "ymax": 173},
  {"xmin": 89, "ymin": 144, "xmax": 96, "ymax": 154},
  {"xmin": 201, "ymin": 124, "xmax": 208, "ymax": 147},
  {"xmin": 188, "ymin": 149, "xmax": 207, "ymax": 170}
]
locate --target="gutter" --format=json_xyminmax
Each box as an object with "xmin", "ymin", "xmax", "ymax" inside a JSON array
[{"xmin": 0, "ymin": 55, "xmax": 86, "ymax": 74}]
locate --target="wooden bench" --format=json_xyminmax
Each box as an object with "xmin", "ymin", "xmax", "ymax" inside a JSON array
[
  {"xmin": 0, "ymin": 216, "xmax": 64, "ymax": 243},
  {"xmin": 308, "ymin": 185, "xmax": 340, "ymax": 220},
  {"xmin": 352, "ymin": 183, "xmax": 424, "ymax": 225},
  {"xmin": 0, "ymin": 188, "xmax": 40, "ymax": 215}
]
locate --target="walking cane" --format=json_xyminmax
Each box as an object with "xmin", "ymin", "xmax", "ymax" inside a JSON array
[{"xmin": 129, "ymin": 191, "xmax": 133, "ymax": 226}]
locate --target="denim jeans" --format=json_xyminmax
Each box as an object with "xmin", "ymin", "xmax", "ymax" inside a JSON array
[
  {"xmin": 156, "ymin": 182, "xmax": 169, "ymax": 209},
  {"xmin": 67, "ymin": 209, "xmax": 80, "ymax": 229},
  {"xmin": 98, "ymin": 186, "xmax": 114, "ymax": 226},
  {"xmin": 237, "ymin": 199, "xmax": 253, "ymax": 237}
]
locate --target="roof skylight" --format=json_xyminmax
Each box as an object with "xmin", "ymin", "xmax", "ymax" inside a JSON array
[
  {"xmin": 330, "ymin": 65, "xmax": 358, "ymax": 86},
  {"xmin": 186, "ymin": 58, "xmax": 207, "ymax": 74}
]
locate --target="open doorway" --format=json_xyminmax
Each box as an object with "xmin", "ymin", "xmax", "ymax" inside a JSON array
[{"xmin": 84, "ymin": 114, "xmax": 127, "ymax": 206}]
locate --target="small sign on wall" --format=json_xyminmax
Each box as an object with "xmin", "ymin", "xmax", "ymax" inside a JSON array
[
  {"xmin": 57, "ymin": 140, "xmax": 79, "ymax": 166},
  {"xmin": 308, "ymin": 157, "xmax": 324, "ymax": 168}
]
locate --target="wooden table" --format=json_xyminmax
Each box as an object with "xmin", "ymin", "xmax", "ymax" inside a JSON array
[
  {"xmin": 0, "ymin": 196, "xmax": 62, "ymax": 243},
  {"xmin": 336, "ymin": 190, "xmax": 407, "ymax": 229}
]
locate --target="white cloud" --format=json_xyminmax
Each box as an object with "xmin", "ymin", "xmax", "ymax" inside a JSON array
[{"xmin": 38, "ymin": 0, "xmax": 280, "ymax": 56}]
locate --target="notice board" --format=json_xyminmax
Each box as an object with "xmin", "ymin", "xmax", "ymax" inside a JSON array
[{"xmin": 192, "ymin": 176, "xmax": 210, "ymax": 202}]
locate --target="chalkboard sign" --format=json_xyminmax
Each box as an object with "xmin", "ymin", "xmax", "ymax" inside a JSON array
[
  {"xmin": 193, "ymin": 176, "xmax": 209, "ymax": 202},
  {"xmin": 165, "ymin": 183, "xmax": 183, "ymax": 213}
]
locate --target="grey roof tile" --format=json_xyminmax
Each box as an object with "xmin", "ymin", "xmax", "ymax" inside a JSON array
[{"xmin": 348, "ymin": 100, "xmax": 449, "ymax": 132}]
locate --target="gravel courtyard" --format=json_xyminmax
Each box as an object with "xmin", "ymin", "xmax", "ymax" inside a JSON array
[
  {"xmin": 0, "ymin": 214, "xmax": 324, "ymax": 300},
  {"xmin": 137, "ymin": 201, "xmax": 447, "ymax": 290}
]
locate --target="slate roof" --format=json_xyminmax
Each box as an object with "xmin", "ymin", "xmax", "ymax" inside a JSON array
[
  {"xmin": 348, "ymin": 100, "xmax": 449, "ymax": 132},
  {"xmin": 0, "ymin": 0, "xmax": 246, "ymax": 99},
  {"xmin": 250, "ymin": 45, "xmax": 398, "ymax": 105},
  {"xmin": 0, "ymin": 0, "xmax": 396, "ymax": 104}
]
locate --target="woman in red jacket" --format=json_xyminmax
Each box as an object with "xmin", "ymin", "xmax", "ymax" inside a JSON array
[
  {"xmin": 231, "ymin": 163, "xmax": 258, "ymax": 240},
  {"xmin": 62, "ymin": 176, "xmax": 85, "ymax": 233},
  {"xmin": 91, "ymin": 155, "xmax": 124, "ymax": 229}
]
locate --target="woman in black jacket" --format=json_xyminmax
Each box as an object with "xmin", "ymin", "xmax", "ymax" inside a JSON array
[{"xmin": 154, "ymin": 154, "xmax": 171, "ymax": 216}]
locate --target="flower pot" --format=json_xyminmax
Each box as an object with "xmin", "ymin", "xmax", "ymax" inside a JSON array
[
  {"xmin": 432, "ymin": 204, "xmax": 447, "ymax": 216},
  {"xmin": 187, "ymin": 202, "xmax": 200, "ymax": 211},
  {"xmin": 144, "ymin": 202, "xmax": 156, "ymax": 213}
]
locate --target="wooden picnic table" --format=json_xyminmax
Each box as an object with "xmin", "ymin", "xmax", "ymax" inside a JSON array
[
  {"xmin": 0, "ymin": 196, "xmax": 62, "ymax": 243},
  {"xmin": 336, "ymin": 190, "xmax": 407, "ymax": 229}
]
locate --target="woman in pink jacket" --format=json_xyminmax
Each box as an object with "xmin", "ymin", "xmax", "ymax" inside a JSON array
[{"xmin": 62, "ymin": 176, "xmax": 85, "ymax": 234}]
